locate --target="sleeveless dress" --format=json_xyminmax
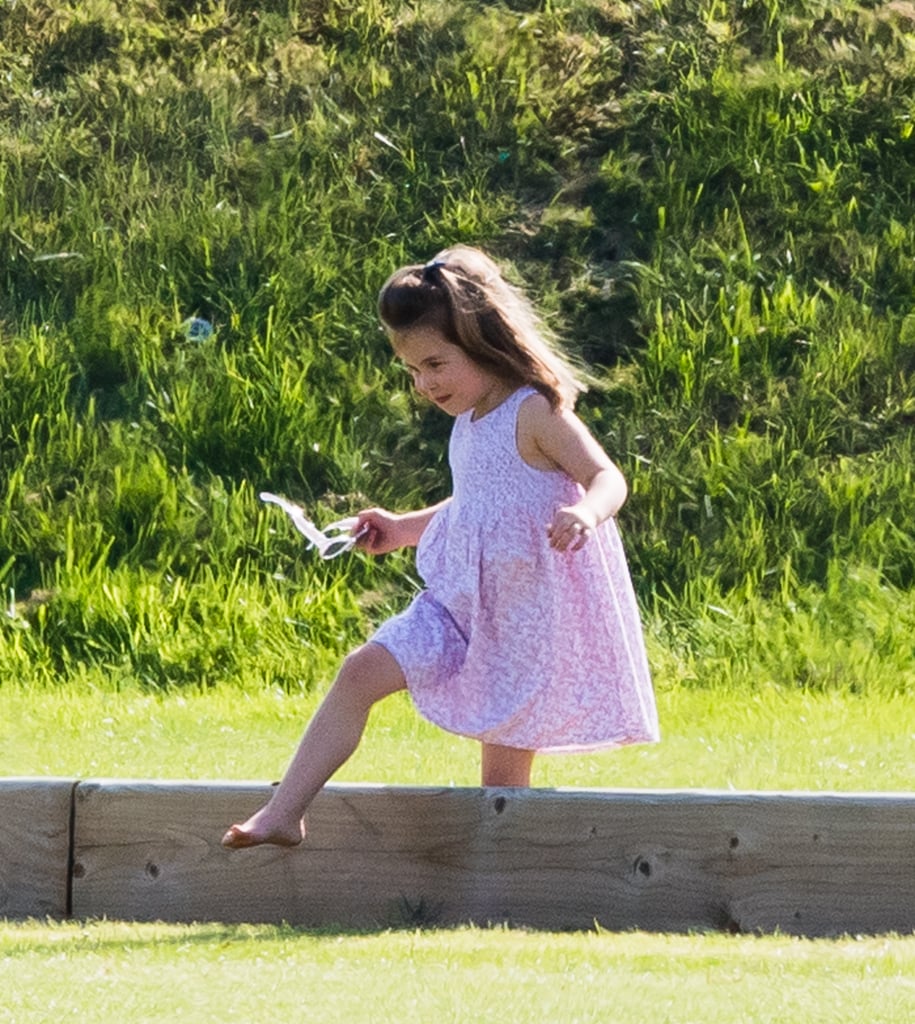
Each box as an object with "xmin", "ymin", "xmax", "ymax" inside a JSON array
[{"xmin": 371, "ymin": 387, "xmax": 659, "ymax": 752}]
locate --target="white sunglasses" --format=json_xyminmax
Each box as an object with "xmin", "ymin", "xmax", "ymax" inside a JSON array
[{"xmin": 260, "ymin": 492, "xmax": 366, "ymax": 559}]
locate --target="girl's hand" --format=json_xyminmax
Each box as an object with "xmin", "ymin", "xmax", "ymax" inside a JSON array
[
  {"xmin": 353, "ymin": 500, "xmax": 449, "ymax": 555},
  {"xmin": 353, "ymin": 508, "xmax": 406, "ymax": 556},
  {"xmin": 548, "ymin": 504, "xmax": 598, "ymax": 552}
]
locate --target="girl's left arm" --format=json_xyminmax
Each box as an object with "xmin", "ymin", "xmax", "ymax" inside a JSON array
[{"xmin": 518, "ymin": 395, "xmax": 628, "ymax": 552}]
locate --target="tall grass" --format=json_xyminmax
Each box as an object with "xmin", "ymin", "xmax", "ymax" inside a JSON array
[{"xmin": 1, "ymin": 0, "xmax": 914, "ymax": 697}]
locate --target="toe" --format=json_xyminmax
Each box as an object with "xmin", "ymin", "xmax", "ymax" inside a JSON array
[{"xmin": 221, "ymin": 825, "xmax": 257, "ymax": 849}]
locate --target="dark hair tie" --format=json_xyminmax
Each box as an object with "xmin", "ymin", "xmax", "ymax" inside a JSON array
[{"xmin": 422, "ymin": 259, "xmax": 446, "ymax": 284}]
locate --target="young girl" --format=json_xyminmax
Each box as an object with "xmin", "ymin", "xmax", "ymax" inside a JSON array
[{"xmin": 222, "ymin": 245, "xmax": 659, "ymax": 849}]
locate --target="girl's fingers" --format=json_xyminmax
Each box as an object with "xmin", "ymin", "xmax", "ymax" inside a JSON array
[
  {"xmin": 567, "ymin": 522, "xmax": 589, "ymax": 550},
  {"xmin": 572, "ymin": 525, "xmax": 591, "ymax": 550},
  {"xmin": 357, "ymin": 526, "xmax": 385, "ymax": 553},
  {"xmin": 547, "ymin": 519, "xmax": 592, "ymax": 551}
]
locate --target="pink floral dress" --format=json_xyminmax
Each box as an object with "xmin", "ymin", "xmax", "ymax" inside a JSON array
[{"xmin": 371, "ymin": 387, "xmax": 659, "ymax": 752}]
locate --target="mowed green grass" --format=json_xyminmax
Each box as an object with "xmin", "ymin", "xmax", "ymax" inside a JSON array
[
  {"xmin": 3, "ymin": 682, "xmax": 913, "ymax": 791},
  {"xmin": 3, "ymin": 685, "xmax": 913, "ymax": 1024},
  {"xmin": 1, "ymin": 920, "xmax": 913, "ymax": 1024}
]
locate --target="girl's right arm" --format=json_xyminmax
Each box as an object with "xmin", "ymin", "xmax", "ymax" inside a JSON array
[{"xmin": 354, "ymin": 499, "xmax": 451, "ymax": 555}]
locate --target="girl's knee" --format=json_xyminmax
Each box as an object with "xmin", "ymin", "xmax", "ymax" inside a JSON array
[
  {"xmin": 335, "ymin": 643, "xmax": 406, "ymax": 704},
  {"xmin": 338, "ymin": 643, "xmax": 388, "ymax": 682}
]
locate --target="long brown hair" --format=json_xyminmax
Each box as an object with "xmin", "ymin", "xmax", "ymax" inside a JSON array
[{"xmin": 377, "ymin": 245, "xmax": 585, "ymax": 410}]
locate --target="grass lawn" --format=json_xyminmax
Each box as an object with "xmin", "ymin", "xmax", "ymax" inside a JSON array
[
  {"xmin": 3, "ymin": 684, "xmax": 913, "ymax": 1024},
  {"xmin": 1, "ymin": 920, "xmax": 914, "ymax": 1024},
  {"xmin": 3, "ymin": 682, "xmax": 913, "ymax": 792}
]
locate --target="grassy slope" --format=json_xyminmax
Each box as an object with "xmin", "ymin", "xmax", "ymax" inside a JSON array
[{"xmin": 1, "ymin": 0, "xmax": 914, "ymax": 699}]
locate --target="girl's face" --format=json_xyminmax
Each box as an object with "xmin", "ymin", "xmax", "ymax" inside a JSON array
[{"xmin": 393, "ymin": 326, "xmax": 510, "ymax": 419}]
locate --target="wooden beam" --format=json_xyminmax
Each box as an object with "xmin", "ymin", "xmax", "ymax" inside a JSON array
[
  {"xmin": 69, "ymin": 782, "xmax": 915, "ymax": 936},
  {"xmin": 0, "ymin": 777, "xmax": 75, "ymax": 919}
]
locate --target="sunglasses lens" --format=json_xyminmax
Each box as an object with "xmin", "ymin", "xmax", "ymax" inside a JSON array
[{"xmin": 321, "ymin": 537, "xmax": 354, "ymax": 559}]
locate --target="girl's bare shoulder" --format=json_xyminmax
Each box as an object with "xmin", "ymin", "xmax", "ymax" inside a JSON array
[
  {"xmin": 517, "ymin": 391, "xmax": 614, "ymax": 479},
  {"xmin": 516, "ymin": 391, "xmax": 579, "ymax": 471},
  {"xmin": 517, "ymin": 390, "xmax": 584, "ymax": 436}
]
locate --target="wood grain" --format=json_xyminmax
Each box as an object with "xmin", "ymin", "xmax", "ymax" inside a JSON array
[
  {"xmin": 0, "ymin": 777, "xmax": 75, "ymax": 919},
  {"xmin": 69, "ymin": 782, "xmax": 915, "ymax": 935}
]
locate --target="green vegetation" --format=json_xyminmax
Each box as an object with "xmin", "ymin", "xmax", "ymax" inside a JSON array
[
  {"xmin": 2, "ymin": 0, "xmax": 914, "ymax": 701},
  {"xmin": 4, "ymin": 675, "xmax": 915, "ymax": 790},
  {"xmin": 2, "ymin": 920, "xmax": 914, "ymax": 1024}
]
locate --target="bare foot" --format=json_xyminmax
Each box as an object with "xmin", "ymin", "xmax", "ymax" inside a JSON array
[{"xmin": 221, "ymin": 809, "xmax": 305, "ymax": 850}]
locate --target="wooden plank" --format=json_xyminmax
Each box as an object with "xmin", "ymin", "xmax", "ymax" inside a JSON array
[
  {"xmin": 0, "ymin": 777, "xmax": 75, "ymax": 919},
  {"xmin": 70, "ymin": 782, "xmax": 915, "ymax": 935}
]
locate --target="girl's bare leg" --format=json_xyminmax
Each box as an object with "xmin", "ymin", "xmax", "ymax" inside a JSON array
[
  {"xmin": 481, "ymin": 743, "xmax": 535, "ymax": 787},
  {"xmin": 222, "ymin": 643, "xmax": 406, "ymax": 849}
]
